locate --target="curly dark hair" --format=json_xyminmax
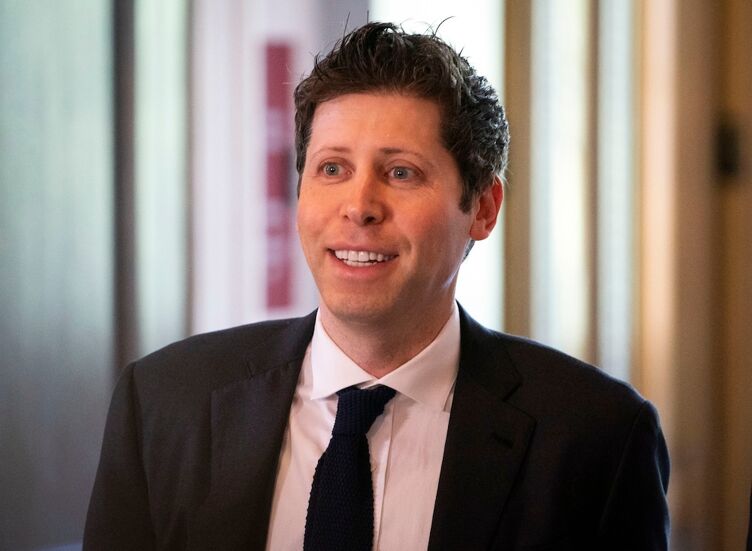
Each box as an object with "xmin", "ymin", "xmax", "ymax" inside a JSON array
[{"xmin": 293, "ymin": 22, "xmax": 509, "ymax": 212}]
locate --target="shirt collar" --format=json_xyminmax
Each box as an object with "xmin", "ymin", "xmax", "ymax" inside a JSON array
[{"xmin": 309, "ymin": 304, "xmax": 460, "ymax": 413}]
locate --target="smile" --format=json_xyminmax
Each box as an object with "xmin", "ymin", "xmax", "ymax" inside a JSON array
[{"xmin": 333, "ymin": 249, "xmax": 396, "ymax": 267}]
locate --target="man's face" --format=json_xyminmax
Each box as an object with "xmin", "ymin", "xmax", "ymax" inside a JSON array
[{"xmin": 296, "ymin": 92, "xmax": 499, "ymax": 331}]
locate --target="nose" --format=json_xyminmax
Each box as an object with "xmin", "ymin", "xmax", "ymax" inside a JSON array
[{"xmin": 342, "ymin": 170, "xmax": 386, "ymax": 226}]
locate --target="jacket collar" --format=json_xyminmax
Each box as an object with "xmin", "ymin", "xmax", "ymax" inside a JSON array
[
  {"xmin": 428, "ymin": 305, "xmax": 536, "ymax": 549},
  {"xmin": 189, "ymin": 311, "xmax": 316, "ymax": 549}
]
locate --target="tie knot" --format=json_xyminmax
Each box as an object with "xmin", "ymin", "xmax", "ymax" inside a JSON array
[{"xmin": 332, "ymin": 385, "xmax": 396, "ymax": 436}]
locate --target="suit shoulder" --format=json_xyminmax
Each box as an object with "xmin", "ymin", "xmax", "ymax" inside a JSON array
[
  {"xmin": 492, "ymin": 331, "xmax": 653, "ymax": 436},
  {"xmin": 502, "ymin": 332, "xmax": 641, "ymax": 401},
  {"xmin": 458, "ymin": 306, "xmax": 644, "ymax": 413},
  {"xmin": 127, "ymin": 312, "xmax": 316, "ymax": 391}
]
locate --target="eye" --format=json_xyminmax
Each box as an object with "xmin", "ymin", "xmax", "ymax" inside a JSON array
[
  {"xmin": 390, "ymin": 166, "xmax": 414, "ymax": 180},
  {"xmin": 321, "ymin": 162, "xmax": 342, "ymax": 176}
]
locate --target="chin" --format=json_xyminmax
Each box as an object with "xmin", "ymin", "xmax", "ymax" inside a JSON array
[{"xmin": 322, "ymin": 295, "xmax": 396, "ymax": 325}]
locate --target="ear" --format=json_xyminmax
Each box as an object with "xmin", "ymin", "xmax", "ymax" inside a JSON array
[{"xmin": 469, "ymin": 176, "xmax": 503, "ymax": 241}]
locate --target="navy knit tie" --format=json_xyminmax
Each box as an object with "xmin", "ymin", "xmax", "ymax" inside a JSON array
[{"xmin": 303, "ymin": 384, "xmax": 396, "ymax": 551}]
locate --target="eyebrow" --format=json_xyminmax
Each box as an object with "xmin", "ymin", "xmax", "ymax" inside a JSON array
[
  {"xmin": 311, "ymin": 146, "xmax": 424, "ymax": 155},
  {"xmin": 379, "ymin": 147, "xmax": 426, "ymax": 158},
  {"xmin": 380, "ymin": 148, "xmax": 437, "ymax": 170},
  {"xmin": 308, "ymin": 146, "xmax": 436, "ymax": 169}
]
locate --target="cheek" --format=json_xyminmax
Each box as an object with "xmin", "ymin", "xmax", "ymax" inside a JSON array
[
  {"xmin": 296, "ymin": 193, "xmax": 320, "ymax": 233},
  {"xmin": 295, "ymin": 207, "xmax": 306, "ymax": 240},
  {"xmin": 295, "ymin": 205, "xmax": 319, "ymax": 258},
  {"xmin": 406, "ymin": 209, "xmax": 465, "ymax": 253},
  {"xmin": 433, "ymin": 214, "xmax": 473, "ymax": 257}
]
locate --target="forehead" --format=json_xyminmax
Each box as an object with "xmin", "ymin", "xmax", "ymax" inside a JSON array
[{"xmin": 308, "ymin": 93, "xmax": 445, "ymax": 151}]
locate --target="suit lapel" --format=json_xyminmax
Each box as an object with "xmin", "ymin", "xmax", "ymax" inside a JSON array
[
  {"xmin": 188, "ymin": 312, "xmax": 316, "ymax": 550},
  {"xmin": 428, "ymin": 307, "xmax": 536, "ymax": 550}
]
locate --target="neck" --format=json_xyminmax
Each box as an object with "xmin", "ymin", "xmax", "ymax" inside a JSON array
[{"xmin": 319, "ymin": 303, "xmax": 455, "ymax": 378}]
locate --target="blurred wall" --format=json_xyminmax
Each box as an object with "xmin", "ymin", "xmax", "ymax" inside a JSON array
[
  {"xmin": 718, "ymin": 0, "xmax": 752, "ymax": 547},
  {"xmin": 637, "ymin": 0, "xmax": 752, "ymax": 548},
  {"xmin": 0, "ymin": 1, "xmax": 114, "ymax": 549}
]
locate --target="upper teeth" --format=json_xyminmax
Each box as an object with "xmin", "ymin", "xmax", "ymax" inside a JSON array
[{"xmin": 334, "ymin": 250, "xmax": 394, "ymax": 263}]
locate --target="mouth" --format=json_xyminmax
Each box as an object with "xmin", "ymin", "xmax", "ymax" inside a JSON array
[{"xmin": 331, "ymin": 249, "xmax": 397, "ymax": 267}]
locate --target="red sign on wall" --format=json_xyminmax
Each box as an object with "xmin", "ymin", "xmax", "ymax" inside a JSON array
[{"xmin": 264, "ymin": 43, "xmax": 293, "ymax": 308}]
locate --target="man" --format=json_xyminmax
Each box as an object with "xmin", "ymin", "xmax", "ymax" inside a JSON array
[{"xmin": 85, "ymin": 22, "xmax": 670, "ymax": 550}]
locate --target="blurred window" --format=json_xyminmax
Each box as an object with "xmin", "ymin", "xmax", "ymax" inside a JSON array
[
  {"xmin": 596, "ymin": 0, "xmax": 635, "ymax": 381},
  {"xmin": 528, "ymin": 0, "xmax": 636, "ymax": 378},
  {"xmin": 530, "ymin": 0, "xmax": 592, "ymax": 359}
]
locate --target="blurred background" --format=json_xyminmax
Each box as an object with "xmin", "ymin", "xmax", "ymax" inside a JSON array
[{"xmin": 0, "ymin": 0, "xmax": 750, "ymax": 549}]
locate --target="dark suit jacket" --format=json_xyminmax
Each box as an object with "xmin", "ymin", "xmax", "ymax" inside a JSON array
[{"xmin": 84, "ymin": 307, "xmax": 670, "ymax": 550}]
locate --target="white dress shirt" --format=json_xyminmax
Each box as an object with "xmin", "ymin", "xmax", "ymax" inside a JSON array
[{"xmin": 265, "ymin": 305, "xmax": 460, "ymax": 551}]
